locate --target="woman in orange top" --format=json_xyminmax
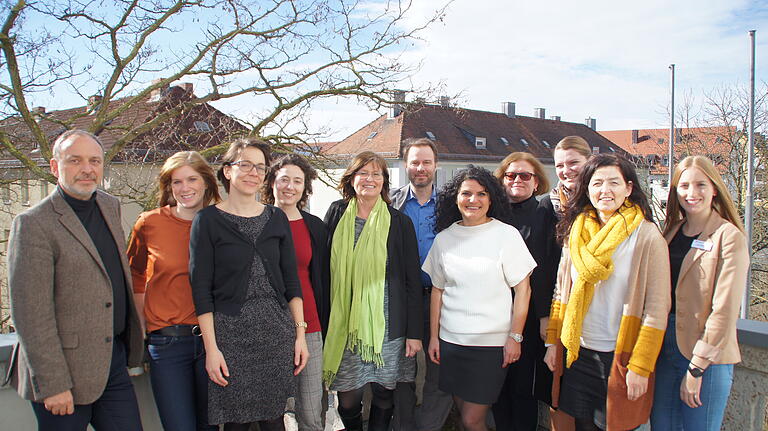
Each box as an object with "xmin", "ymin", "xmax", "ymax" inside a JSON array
[{"xmin": 127, "ymin": 151, "xmax": 221, "ymax": 431}]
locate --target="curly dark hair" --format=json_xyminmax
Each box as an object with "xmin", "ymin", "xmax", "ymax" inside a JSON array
[
  {"xmin": 556, "ymin": 153, "xmax": 654, "ymax": 244},
  {"xmin": 261, "ymin": 154, "xmax": 318, "ymax": 209},
  {"xmin": 434, "ymin": 165, "xmax": 511, "ymax": 233}
]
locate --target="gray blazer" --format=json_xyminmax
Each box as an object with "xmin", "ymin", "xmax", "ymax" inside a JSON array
[{"xmin": 5, "ymin": 189, "xmax": 143, "ymax": 404}]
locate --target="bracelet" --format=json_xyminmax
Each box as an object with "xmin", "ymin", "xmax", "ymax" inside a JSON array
[{"xmin": 295, "ymin": 321, "xmax": 308, "ymax": 329}]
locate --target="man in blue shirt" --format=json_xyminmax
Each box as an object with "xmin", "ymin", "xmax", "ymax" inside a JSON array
[{"xmin": 391, "ymin": 138, "xmax": 452, "ymax": 431}]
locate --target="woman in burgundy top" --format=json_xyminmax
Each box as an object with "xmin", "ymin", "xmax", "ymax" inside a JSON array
[{"xmin": 263, "ymin": 154, "xmax": 330, "ymax": 431}]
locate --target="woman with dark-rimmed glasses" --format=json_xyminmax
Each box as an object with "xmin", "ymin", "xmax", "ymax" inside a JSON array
[{"xmin": 189, "ymin": 138, "xmax": 309, "ymax": 431}]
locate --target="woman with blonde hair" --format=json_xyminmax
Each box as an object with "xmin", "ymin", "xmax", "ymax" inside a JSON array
[
  {"xmin": 323, "ymin": 151, "xmax": 422, "ymax": 431},
  {"xmin": 651, "ymin": 156, "xmax": 748, "ymax": 431},
  {"xmin": 491, "ymin": 152, "xmax": 557, "ymax": 431},
  {"xmin": 544, "ymin": 154, "xmax": 670, "ymax": 431},
  {"xmin": 127, "ymin": 151, "xmax": 221, "ymax": 431}
]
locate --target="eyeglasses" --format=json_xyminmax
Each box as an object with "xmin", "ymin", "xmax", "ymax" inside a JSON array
[
  {"xmin": 503, "ymin": 171, "xmax": 536, "ymax": 181},
  {"xmin": 230, "ymin": 160, "xmax": 267, "ymax": 174},
  {"xmin": 355, "ymin": 171, "xmax": 384, "ymax": 180}
]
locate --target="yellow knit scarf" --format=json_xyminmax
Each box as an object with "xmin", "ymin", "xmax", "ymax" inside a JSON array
[{"xmin": 561, "ymin": 203, "xmax": 644, "ymax": 367}]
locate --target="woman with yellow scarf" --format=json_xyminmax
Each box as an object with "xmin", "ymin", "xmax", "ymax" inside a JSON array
[
  {"xmin": 322, "ymin": 151, "xmax": 422, "ymax": 431},
  {"xmin": 543, "ymin": 154, "xmax": 671, "ymax": 431}
]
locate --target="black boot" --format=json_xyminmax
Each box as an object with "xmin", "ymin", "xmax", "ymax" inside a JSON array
[
  {"xmin": 338, "ymin": 404, "xmax": 363, "ymax": 431},
  {"xmin": 367, "ymin": 405, "xmax": 394, "ymax": 431}
]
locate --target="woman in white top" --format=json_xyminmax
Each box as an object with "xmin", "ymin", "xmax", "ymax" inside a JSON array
[{"xmin": 423, "ymin": 166, "xmax": 536, "ymax": 431}]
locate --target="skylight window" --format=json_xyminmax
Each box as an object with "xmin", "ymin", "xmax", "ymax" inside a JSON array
[
  {"xmin": 194, "ymin": 121, "xmax": 212, "ymax": 132},
  {"xmin": 425, "ymin": 131, "xmax": 436, "ymax": 140},
  {"xmin": 542, "ymin": 140, "xmax": 550, "ymax": 148},
  {"xmin": 500, "ymin": 137, "xmax": 509, "ymax": 146},
  {"xmin": 520, "ymin": 138, "xmax": 529, "ymax": 147},
  {"xmin": 475, "ymin": 137, "xmax": 487, "ymax": 149},
  {"xmin": 367, "ymin": 131, "xmax": 378, "ymax": 139}
]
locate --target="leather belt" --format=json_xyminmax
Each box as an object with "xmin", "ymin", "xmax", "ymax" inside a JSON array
[{"xmin": 149, "ymin": 324, "xmax": 201, "ymax": 337}]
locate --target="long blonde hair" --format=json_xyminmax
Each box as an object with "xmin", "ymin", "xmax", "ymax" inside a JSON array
[
  {"xmin": 662, "ymin": 156, "xmax": 743, "ymax": 236},
  {"xmin": 157, "ymin": 151, "xmax": 221, "ymax": 207}
]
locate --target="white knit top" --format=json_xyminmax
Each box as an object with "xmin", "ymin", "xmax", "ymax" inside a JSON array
[{"xmin": 422, "ymin": 218, "xmax": 536, "ymax": 346}]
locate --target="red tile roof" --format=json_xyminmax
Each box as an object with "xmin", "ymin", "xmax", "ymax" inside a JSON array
[
  {"xmin": 0, "ymin": 85, "xmax": 247, "ymax": 166},
  {"xmin": 326, "ymin": 104, "xmax": 626, "ymax": 161},
  {"xmin": 599, "ymin": 126, "xmax": 736, "ymax": 175}
]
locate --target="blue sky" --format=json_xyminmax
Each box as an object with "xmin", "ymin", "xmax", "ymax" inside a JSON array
[{"xmin": 295, "ymin": 0, "xmax": 768, "ymax": 140}]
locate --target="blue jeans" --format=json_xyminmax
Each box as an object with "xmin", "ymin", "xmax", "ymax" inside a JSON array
[
  {"xmin": 147, "ymin": 333, "xmax": 216, "ymax": 431},
  {"xmin": 650, "ymin": 314, "xmax": 733, "ymax": 431},
  {"xmin": 31, "ymin": 338, "xmax": 142, "ymax": 431}
]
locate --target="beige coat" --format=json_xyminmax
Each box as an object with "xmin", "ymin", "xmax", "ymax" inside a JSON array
[
  {"xmin": 5, "ymin": 189, "xmax": 143, "ymax": 404},
  {"xmin": 665, "ymin": 212, "xmax": 748, "ymax": 364}
]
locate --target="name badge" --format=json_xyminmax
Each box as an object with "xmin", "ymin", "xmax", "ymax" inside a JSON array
[{"xmin": 692, "ymin": 239, "xmax": 713, "ymax": 252}]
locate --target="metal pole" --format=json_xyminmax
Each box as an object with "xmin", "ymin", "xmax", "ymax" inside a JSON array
[
  {"xmin": 743, "ymin": 30, "xmax": 756, "ymax": 319},
  {"xmin": 669, "ymin": 64, "xmax": 675, "ymax": 187}
]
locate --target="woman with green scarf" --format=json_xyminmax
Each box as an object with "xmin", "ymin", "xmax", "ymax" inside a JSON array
[
  {"xmin": 323, "ymin": 151, "xmax": 422, "ymax": 431},
  {"xmin": 543, "ymin": 154, "xmax": 671, "ymax": 431}
]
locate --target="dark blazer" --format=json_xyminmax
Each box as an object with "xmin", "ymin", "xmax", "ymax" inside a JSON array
[
  {"xmin": 190, "ymin": 204, "xmax": 302, "ymax": 316},
  {"xmin": 6, "ymin": 189, "xmax": 143, "ymax": 404},
  {"xmin": 300, "ymin": 209, "xmax": 331, "ymax": 336},
  {"xmin": 324, "ymin": 199, "xmax": 422, "ymax": 340}
]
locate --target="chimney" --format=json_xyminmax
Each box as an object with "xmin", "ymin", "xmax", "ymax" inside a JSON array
[
  {"xmin": 180, "ymin": 82, "xmax": 194, "ymax": 94},
  {"xmin": 439, "ymin": 96, "xmax": 450, "ymax": 108},
  {"xmin": 550, "ymin": 115, "xmax": 561, "ymax": 121},
  {"xmin": 534, "ymin": 108, "xmax": 546, "ymax": 119},
  {"xmin": 585, "ymin": 117, "xmax": 596, "ymax": 130},
  {"xmin": 389, "ymin": 89, "xmax": 406, "ymax": 118},
  {"xmin": 149, "ymin": 78, "xmax": 170, "ymax": 101},
  {"xmin": 631, "ymin": 129, "xmax": 639, "ymax": 145},
  {"xmin": 501, "ymin": 102, "xmax": 515, "ymax": 118},
  {"xmin": 86, "ymin": 95, "xmax": 102, "ymax": 113}
]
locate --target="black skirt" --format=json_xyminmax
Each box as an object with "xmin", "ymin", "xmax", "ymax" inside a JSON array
[
  {"xmin": 438, "ymin": 339, "xmax": 508, "ymax": 405},
  {"xmin": 558, "ymin": 347, "xmax": 614, "ymax": 430}
]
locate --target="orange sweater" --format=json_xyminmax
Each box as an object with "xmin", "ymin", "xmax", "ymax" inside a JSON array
[{"xmin": 127, "ymin": 206, "xmax": 198, "ymax": 332}]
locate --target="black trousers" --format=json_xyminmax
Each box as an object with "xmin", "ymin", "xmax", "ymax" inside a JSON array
[{"xmin": 31, "ymin": 338, "xmax": 143, "ymax": 431}]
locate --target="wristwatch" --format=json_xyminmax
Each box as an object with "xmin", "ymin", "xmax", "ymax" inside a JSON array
[
  {"xmin": 295, "ymin": 321, "xmax": 308, "ymax": 329},
  {"xmin": 688, "ymin": 365, "xmax": 705, "ymax": 378},
  {"xmin": 508, "ymin": 332, "xmax": 523, "ymax": 343}
]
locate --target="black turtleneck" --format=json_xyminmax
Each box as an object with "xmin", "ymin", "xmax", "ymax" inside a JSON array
[{"xmin": 58, "ymin": 187, "xmax": 127, "ymax": 336}]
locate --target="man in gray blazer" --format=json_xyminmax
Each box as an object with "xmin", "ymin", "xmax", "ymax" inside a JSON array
[{"xmin": 5, "ymin": 130, "xmax": 144, "ymax": 430}]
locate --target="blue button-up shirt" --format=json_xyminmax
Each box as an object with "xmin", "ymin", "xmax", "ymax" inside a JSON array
[{"xmin": 401, "ymin": 185, "xmax": 437, "ymax": 288}]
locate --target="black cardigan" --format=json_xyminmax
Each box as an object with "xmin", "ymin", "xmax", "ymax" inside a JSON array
[
  {"xmin": 189, "ymin": 205, "xmax": 302, "ymax": 316},
  {"xmin": 324, "ymin": 200, "xmax": 422, "ymax": 341},
  {"xmin": 299, "ymin": 209, "xmax": 331, "ymax": 337}
]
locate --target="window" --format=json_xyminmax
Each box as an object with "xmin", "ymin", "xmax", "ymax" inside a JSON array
[
  {"xmin": 520, "ymin": 138, "xmax": 529, "ymax": 147},
  {"xmin": 592, "ymin": 146, "xmax": 600, "ymax": 155},
  {"xmin": 21, "ymin": 180, "xmax": 29, "ymax": 205},
  {"xmin": 2, "ymin": 183, "xmax": 10, "ymax": 204},
  {"xmin": 475, "ymin": 137, "xmax": 486, "ymax": 149},
  {"xmin": 194, "ymin": 121, "xmax": 212, "ymax": 132},
  {"xmin": 425, "ymin": 131, "xmax": 436, "ymax": 141},
  {"xmin": 500, "ymin": 137, "xmax": 509, "ymax": 146},
  {"xmin": 40, "ymin": 180, "xmax": 49, "ymax": 198},
  {"xmin": 3, "ymin": 229, "xmax": 9, "ymax": 252},
  {"xmin": 542, "ymin": 140, "xmax": 550, "ymax": 148},
  {"xmin": 367, "ymin": 131, "xmax": 378, "ymax": 140}
]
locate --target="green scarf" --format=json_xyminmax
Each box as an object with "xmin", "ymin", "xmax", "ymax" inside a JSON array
[{"xmin": 322, "ymin": 197, "xmax": 391, "ymax": 385}]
